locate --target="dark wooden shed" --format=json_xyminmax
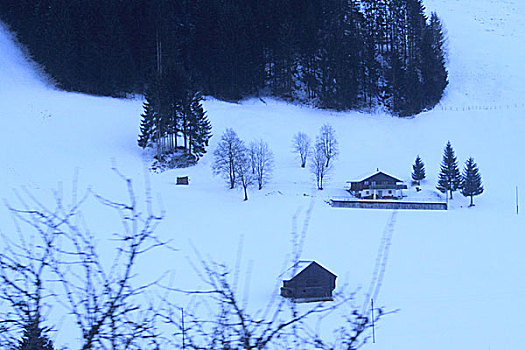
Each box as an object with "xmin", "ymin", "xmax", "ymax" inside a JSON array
[
  {"xmin": 176, "ymin": 176, "xmax": 189, "ymax": 185},
  {"xmin": 280, "ymin": 261, "xmax": 336, "ymax": 303}
]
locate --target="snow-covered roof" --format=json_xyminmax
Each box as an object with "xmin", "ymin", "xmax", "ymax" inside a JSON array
[
  {"xmin": 281, "ymin": 260, "xmax": 337, "ymax": 280},
  {"xmin": 281, "ymin": 260, "xmax": 314, "ymax": 280}
]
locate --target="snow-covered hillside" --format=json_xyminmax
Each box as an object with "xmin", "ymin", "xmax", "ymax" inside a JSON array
[{"xmin": 1, "ymin": 0, "xmax": 525, "ymax": 348}]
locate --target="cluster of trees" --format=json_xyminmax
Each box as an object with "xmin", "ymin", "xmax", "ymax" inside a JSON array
[
  {"xmin": 212, "ymin": 124, "xmax": 340, "ymax": 197},
  {"xmin": 437, "ymin": 141, "xmax": 484, "ymax": 206},
  {"xmin": 1, "ymin": 174, "xmax": 386, "ymax": 349},
  {"xmin": 137, "ymin": 69, "xmax": 212, "ymax": 165},
  {"xmin": 293, "ymin": 125, "xmax": 339, "ymax": 190},
  {"xmin": 212, "ymin": 129, "xmax": 274, "ymax": 200},
  {"xmin": 411, "ymin": 141, "xmax": 484, "ymax": 206},
  {"xmin": 0, "ymin": 0, "xmax": 447, "ymax": 116}
]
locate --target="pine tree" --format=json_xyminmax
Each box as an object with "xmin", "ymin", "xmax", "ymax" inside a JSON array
[
  {"xmin": 316, "ymin": 0, "xmax": 365, "ymax": 110},
  {"xmin": 436, "ymin": 141, "xmax": 461, "ymax": 199},
  {"xmin": 420, "ymin": 13, "xmax": 448, "ymax": 109},
  {"xmin": 461, "ymin": 157, "xmax": 483, "ymax": 207},
  {"xmin": 187, "ymin": 92, "xmax": 212, "ymax": 160},
  {"xmin": 411, "ymin": 155, "xmax": 426, "ymax": 184},
  {"xmin": 15, "ymin": 319, "xmax": 54, "ymax": 350},
  {"xmin": 137, "ymin": 94, "xmax": 157, "ymax": 149}
]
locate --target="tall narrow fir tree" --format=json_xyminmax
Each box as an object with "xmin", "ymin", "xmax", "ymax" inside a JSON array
[
  {"xmin": 461, "ymin": 157, "xmax": 483, "ymax": 207},
  {"xmin": 436, "ymin": 141, "xmax": 461, "ymax": 199},
  {"xmin": 411, "ymin": 155, "xmax": 426, "ymax": 185}
]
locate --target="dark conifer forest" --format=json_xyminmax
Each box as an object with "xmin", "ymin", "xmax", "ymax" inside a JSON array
[{"xmin": 0, "ymin": 0, "xmax": 448, "ymax": 116}]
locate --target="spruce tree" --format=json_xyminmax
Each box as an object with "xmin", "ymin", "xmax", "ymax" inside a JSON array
[
  {"xmin": 411, "ymin": 155, "xmax": 426, "ymax": 184},
  {"xmin": 420, "ymin": 13, "xmax": 448, "ymax": 109},
  {"xmin": 436, "ymin": 141, "xmax": 461, "ymax": 199},
  {"xmin": 187, "ymin": 92, "xmax": 212, "ymax": 160},
  {"xmin": 15, "ymin": 320, "xmax": 54, "ymax": 350},
  {"xmin": 137, "ymin": 95, "xmax": 157, "ymax": 149},
  {"xmin": 461, "ymin": 157, "xmax": 483, "ymax": 207}
]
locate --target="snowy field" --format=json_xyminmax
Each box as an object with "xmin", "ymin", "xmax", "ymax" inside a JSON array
[{"xmin": 1, "ymin": 0, "xmax": 525, "ymax": 348}]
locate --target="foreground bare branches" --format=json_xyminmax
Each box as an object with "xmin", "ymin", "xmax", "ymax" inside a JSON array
[
  {"xmin": 0, "ymin": 171, "xmax": 165, "ymax": 349},
  {"xmin": 1, "ymin": 173, "xmax": 391, "ymax": 349},
  {"xmin": 157, "ymin": 204, "xmax": 390, "ymax": 349}
]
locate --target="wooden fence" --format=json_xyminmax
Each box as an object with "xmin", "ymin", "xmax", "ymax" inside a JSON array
[{"xmin": 329, "ymin": 198, "xmax": 447, "ymax": 210}]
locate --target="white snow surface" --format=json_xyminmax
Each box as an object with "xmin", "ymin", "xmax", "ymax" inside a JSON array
[{"xmin": 1, "ymin": 0, "xmax": 525, "ymax": 348}]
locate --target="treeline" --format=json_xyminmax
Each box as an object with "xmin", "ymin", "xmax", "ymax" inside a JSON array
[{"xmin": 0, "ymin": 0, "xmax": 447, "ymax": 116}]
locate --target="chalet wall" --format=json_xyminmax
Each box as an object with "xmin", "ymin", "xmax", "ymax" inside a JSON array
[
  {"xmin": 359, "ymin": 188, "xmax": 403, "ymax": 199},
  {"xmin": 330, "ymin": 199, "xmax": 447, "ymax": 210}
]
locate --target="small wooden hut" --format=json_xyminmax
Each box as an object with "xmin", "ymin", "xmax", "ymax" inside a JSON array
[
  {"xmin": 176, "ymin": 176, "xmax": 189, "ymax": 185},
  {"xmin": 280, "ymin": 261, "xmax": 336, "ymax": 303}
]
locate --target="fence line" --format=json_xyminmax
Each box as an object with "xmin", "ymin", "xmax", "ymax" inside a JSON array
[
  {"xmin": 436, "ymin": 102, "xmax": 525, "ymax": 112},
  {"xmin": 329, "ymin": 198, "xmax": 447, "ymax": 210}
]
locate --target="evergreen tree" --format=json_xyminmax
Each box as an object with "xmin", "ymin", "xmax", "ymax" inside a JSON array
[
  {"xmin": 270, "ymin": 20, "xmax": 299, "ymax": 99},
  {"xmin": 461, "ymin": 157, "xmax": 483, "ymax": 207},
  {"xmin": 406, "ymin": 0, "xmax": 427, "ymax": 63},
  {"xmin": 316, "ymin": 0, "xmax": 365, "ymax": 110},
  {"xmin": 411, "ymin": 155, "xmax": 426, "ymax": 184},
  {"xmin": 140, "ymin": 75, "xmax": 172, "ymax": 157},
  {"xmin": 14, "ymin": 320, "xmax": 54, "ymax": 350},
  {"xmin": 387, "ymin": 53, "xmax": 407, "ymax": 115},
  {"xmin": 187, "ymin": 92, "xmax": 212, "ymax": 160},
  {"xmin": 420, "ymin": 13, "xmax": 448, "ymax": 109},
  {"xmin": 137, "ymin": 94, "xmax": 157, "ymax": 149},
  {"xmin": 138, "ymin": 67, "xmax": 194, "ymax": 159},
  {"xmin": 436, "ymin": 141, "xmax": 461, "ymax": 199}
]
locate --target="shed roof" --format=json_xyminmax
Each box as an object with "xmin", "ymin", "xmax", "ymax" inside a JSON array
[{"xmin": 282, "ymin": 261, "xmax": 336, "ymax": 280}]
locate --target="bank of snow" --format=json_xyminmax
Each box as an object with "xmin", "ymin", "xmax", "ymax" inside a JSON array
[{"xmin": 1, "ymin": 0, "xmax": 525, "ymax": 348}]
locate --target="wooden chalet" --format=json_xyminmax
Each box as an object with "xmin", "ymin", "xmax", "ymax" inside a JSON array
[
  {"xmin": 280, "ymin": 261, "xmax": 336, "ymax": 303},
  {"xmin": 346, "ymin": 171, "xmax": 407, "ymax": 199}
]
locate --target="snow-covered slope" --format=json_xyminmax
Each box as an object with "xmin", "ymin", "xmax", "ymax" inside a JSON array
[{"xmin": 1, "ymin": 0, "xmax": 525, "ymax": 348}]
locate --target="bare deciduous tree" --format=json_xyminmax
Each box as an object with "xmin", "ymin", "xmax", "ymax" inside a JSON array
[
  {"xmin": 0, "ymin": 170, "xmax": 166, "ymax": 350},
  {"xmin": 310, "ymin": 141, "xmax": 332, "ymax": 190},
  {"xmin": 0, "ymin": 192, "xmax": 60, "ymax": 348},
  {"xmin": 212, "ymin": 129, "xmax": 245, "ymax": 189},
  {"xmin": 235, "ymin": 143, "xmax": 254, "ymax": 201},
  {"xmin": 292, "ymin": 132, "xmax": 311, "ymax": 168},
  {"xmin": 212, "ymin": 129, "xmax": 260, "ymax": 200},
  {"xmin": 249, "ymin": 139, "xmax": 274, "ymax": 190},
  {"xmin": 317, "ymin": 124, "xmax": 338, "ymax": 168}
]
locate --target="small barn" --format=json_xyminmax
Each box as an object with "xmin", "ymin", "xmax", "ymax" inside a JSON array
[
  {"xmin": 346, "ymin": 170, "xmax": 407, "ymax": 199},
  {"xmin": 280, "ymin": 261, "xmax": 336, "ymax": 303},
  {"xmin": 176, "ymin": 176, "xmax": 189, "ymax": 185}
]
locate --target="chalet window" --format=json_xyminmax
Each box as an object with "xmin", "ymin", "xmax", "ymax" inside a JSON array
[
  {"xmin": 364, "ymin": 181, "xmax": 369, "ymax": 185},
  {"xmin": 371, "ymin": 181, "xmax": 376, "ymax": 186}
]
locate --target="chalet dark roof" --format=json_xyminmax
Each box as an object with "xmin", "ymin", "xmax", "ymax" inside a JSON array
[
  {"xmin": 283, "ymin": 261, "xmax": 336, "ymax": 281},
  {"xmin": 352, "ymin": 171, "xmax": 403, "ymax": 184}
]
